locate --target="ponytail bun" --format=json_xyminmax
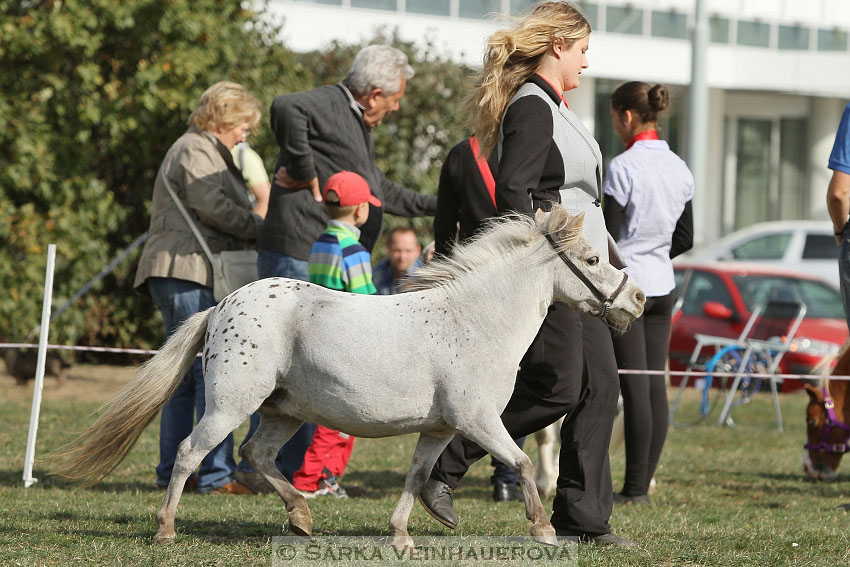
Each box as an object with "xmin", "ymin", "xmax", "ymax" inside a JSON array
[{"xmin": 648, "ymin": 84, "xmax": 669, "ymax": 113}]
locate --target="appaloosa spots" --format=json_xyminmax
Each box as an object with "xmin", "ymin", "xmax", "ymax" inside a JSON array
[{"xmin": 269, "ymin": 294, "xmax": 277, "ymax": 299}]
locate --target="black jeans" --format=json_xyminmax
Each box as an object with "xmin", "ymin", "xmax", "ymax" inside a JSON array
[
  {"xmin": 430, "ymin": 303, "xmax": 619, "ymax": 535},
  {"xmin": 610, "ymin": 292, "xmax": 675, "ymax": 496}
]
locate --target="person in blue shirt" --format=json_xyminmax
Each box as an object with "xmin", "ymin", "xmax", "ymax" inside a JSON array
[
  {"xmin": 372, "ymin": 227, "xmax": 423, "ymax": 295},
  {"xmin": 603, "ymin": 81, "xmax": 694, "ymax": 505},
  {"xmin": 827, "ymin": 102, "xmax": 850, "ymax": 331}
]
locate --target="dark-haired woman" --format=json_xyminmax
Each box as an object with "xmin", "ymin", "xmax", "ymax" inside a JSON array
[{"xmin": 603, "ymin": 81, "xmax": 694, "ymax": 504}]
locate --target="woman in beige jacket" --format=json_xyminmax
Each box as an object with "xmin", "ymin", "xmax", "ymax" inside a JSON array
[{"xmin": 134, "ymin": 81, "xmax": 262, "ymax": 494}]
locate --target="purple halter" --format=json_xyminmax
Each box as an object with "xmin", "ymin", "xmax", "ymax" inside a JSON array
[{"xmin": 804, "ymin": 386, "xmax": 850, "ymax": 454}]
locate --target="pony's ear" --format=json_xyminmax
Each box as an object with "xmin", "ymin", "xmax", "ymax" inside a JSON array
[
  {"xmin": 804, "ymin": 384, "xmax": 824, "ymax": 404},
  {"xmin": 568, "ymin": 212, "xmax": 585, "ymax": 232},
  {"xmin": 547, "ymin": 205, "xmax": 568, "ymax": 232},
  {"xmin": 534, "ymin": 208, "xmax": 546, "ymax": 224}
]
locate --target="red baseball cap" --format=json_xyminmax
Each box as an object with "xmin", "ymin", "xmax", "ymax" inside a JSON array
[{"xmin": 322, "ymin": 171, "xmax": 382, "ymax": 207}]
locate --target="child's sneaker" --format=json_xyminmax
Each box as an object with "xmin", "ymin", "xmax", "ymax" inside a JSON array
[{"xmin": 300, "ymin": 476, "xmax": 348, "ymax": 499}]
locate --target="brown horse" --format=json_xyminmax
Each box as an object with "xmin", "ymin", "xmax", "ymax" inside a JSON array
[{"xmin": 803, "ymin": 343, "xmax": 850, "ymax": 480}]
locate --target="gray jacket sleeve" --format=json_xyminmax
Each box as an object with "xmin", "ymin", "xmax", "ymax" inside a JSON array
[
  {"xmin": 179, "ymin": 141, "xmax": 262, "ymax": 240},
  {"xmin": 379, "ymin": 172, "xmax": 438, "ymax": 217},
  {"xmin": 271, "ymin": 94, "xmax": 317, "ymax": 182}
]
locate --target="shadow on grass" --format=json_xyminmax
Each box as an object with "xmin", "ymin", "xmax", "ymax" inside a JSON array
[
  {"xmin": 342, "ymin": 469, "xmax": 495, "ymax": 502},
  {"xmin": 0, "ymin": 469, "xmax": 161, "ymax": 493}
]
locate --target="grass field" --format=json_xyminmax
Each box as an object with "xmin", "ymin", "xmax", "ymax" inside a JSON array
[{"xmin": 1, "ymin": 364, "xmax": 848, "ymax": 566}]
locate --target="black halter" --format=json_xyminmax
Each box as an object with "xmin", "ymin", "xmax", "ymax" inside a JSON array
[{"xmin": 544, "ymin": 233, "xmax": 629, "ymax": 319}]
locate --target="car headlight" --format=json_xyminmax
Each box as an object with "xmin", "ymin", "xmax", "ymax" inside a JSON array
[{"xmin": 788, "ymin": 338, "xmax": 841, "ymax": 356}]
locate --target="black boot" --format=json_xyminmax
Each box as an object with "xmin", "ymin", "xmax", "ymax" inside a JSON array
[
  {"xmin": 418, "ymin": 479, "xmax": 458, "ymax": 529},
  {"xmin": 493, "ymin": 481, "xmax": 524, "ymax": 502}
]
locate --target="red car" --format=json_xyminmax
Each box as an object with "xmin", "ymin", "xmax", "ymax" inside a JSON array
[{"xmin": 669, "ymin": 262, "xmax": 848, "ymax": 391}]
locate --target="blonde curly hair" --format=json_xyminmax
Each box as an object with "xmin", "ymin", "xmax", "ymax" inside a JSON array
[
  {"xmin": 188, "ymin": 81, "xmax": 261, "ymax": 134},
  {"xmin": 465, "ymin": 2, "xmax": 590, "ymax": 156}
]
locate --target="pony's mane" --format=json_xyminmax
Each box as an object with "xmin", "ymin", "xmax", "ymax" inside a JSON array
[{"xmin": 405, "ymin": 209, "xmax": 582, "ymax": 292}]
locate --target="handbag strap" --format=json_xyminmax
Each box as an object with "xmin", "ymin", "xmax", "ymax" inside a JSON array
[
  {"xmin": 160, "ymin": 171, "xmax": 217, "ymax": 266},
  {"xmin": 468, "ymin": 136, "xmax": 497, "ymax": 208}
]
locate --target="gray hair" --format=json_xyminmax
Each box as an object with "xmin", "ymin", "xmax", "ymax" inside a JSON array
[{"xmin": 343, "ymin": 45, "xmax": 415, "ymax": 97}]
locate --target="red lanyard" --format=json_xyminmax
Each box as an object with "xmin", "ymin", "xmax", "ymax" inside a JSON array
[
  {"xmin": 625, "ymin": 129, "xmax": 659, "ymax": 150},
  {"xmin": 535, "ymin": 74, "xmax": 569, "ymax": 108},
  {"xmin": 468, "ymin": 136, "xmax": 497, "ymax": 208}
]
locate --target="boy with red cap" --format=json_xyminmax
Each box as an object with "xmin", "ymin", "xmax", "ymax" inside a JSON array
[{"xmin": 292, "ymin": 171, "xmax": 381, "ymax": 497}]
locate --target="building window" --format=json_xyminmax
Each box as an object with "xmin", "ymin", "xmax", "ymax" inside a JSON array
[
  {"xmin": 710, "ymin": 16, "xmax": 730, "ymax": 44},
  {"xmin": 351, "ymin": 0, "xmax": 396, "ymax": 10},
  {"xmin": 729, "ymin": 116, "xmax": 808, "ymax": 230},
  {"xmin": 606, "ymin": 5, "xmax": 643, "ymax": 35},
  {"xmin": 406, "ymin": 0, "xmax": 450, "ymax": 16},
  {"xmin": 778, "ymin": 25, "xmax": 809, "ymax": 50},
  {"xmin": 575, "ymin": 2, "xmax": 598, "ymax": 29},
  {"xmin": 737, "ymin": 20, "xmax": 771, "ymax": 48},
  {"xmin": 459, "ymin": 0, "xmax": 501, "ymax": 19},
  {"xmin": 778, "ymin": 118, "xmax": 807, "ymax": 219},
  {"xmin": 651, "ymin": 10, "xmax": 687, "ymax": 40},
  {"xmin": 510, "ymin": 0, "xmax": 536, "ymax": 15},
  {"xmin": 818, "ymin": 28, "xmax": 849, "ymax": 51},
  {"xmin": 294, "ymin": 0, "xmax": 343, "ymax": 4}
]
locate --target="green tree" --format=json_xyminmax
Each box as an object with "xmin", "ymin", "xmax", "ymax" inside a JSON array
[{"xmin": 0, "ymin": 0, "xmax": 311, "ymax": 355}]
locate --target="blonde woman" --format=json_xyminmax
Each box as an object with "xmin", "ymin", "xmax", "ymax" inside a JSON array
[
  {"xmin": 134, "ymin": 81, "xmax": 263, "ymax": 495},
  {"xmin": 418, "ymin": 1, "xmax": 635, "ymax": 547}
]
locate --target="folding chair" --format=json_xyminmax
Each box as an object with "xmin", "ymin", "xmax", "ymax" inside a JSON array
[
  {"xmin": 715, "ymin": 300, "xmax": 806, "ymax": 431},
  {"xmin": 669, "ymin": 303, "xmax": 764, "ymax": 426}
]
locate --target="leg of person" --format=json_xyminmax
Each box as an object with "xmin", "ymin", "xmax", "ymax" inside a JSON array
[
  {"xmin": 292, "ymin": 425, "xmax": 352, "ymax": 498},
  {"xmin": 167, "ymin": 280, "xmax": 239, "ymax": 494},
  {"xmin": 237, "ymin": 250, "xmax": 314, "ymax": 485},
  {"xmin": 491, "ymin": 437, "xmax": 526, "ymax": 502},
  {"xmin": 840, "ymin": 232, "xmax": 850, "ymax": 332},
  {"xmin": 552, "ymin": 314, "xmax": 632, "ymax": 546},
  {"xmin": 148, "ymin": 277, "xmax": 224, "ymax": 492},
  {"xmin": 644, "ymin": 293, "xmax": 676, "ymax": 492},
  {"xmin": 610, "ymin": 306, "xmax": 650, "ymax": 498},
  {"xmin": 421, "ymin": 303, "xmax": 583, "ymax": 528}
]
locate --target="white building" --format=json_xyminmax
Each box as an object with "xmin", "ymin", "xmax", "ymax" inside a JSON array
[{"xmin": 264, "ymin": 0, "xmax": 850, "ymax": 246}]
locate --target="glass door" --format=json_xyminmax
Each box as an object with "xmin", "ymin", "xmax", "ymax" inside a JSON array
[{"xmin": 725, "ymin": 116, "xmax": 808, "ymax": 232}]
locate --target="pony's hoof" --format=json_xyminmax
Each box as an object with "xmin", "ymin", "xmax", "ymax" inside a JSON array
[
  {"xmin": 288, "ymin": 509, "xmax": 313, "ymax": 537},
  {"xmin": 531, "ymin": 524, "xmax": 558, "ymax": 546},
  {"xmin": 392, "ymin": 534, "xmax": 415, "ymax": 551},
  {"xmin": 152, "ymin": 533, "xmax": 175, "ymax": 545}
]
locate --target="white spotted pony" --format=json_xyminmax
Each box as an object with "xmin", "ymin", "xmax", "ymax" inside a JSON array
[{"xmin": 52, "ymin": 206, "xmax": 644, "ymax": 549}]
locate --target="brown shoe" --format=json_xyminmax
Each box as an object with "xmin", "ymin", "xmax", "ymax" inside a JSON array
[
  {"xmin": 210, "ymin": 480, "xmax": 254, "ymax": 495},
  {"xmin": 234, "ymin": 470, "xmax": 276, "ymax": 494},
  {"xmin": 157, "ymin": 475, "xmax": 198, "ymax": 493}
]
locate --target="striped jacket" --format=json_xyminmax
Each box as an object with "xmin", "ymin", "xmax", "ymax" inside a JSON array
[{"xmin": 308, "ymin": 220, "xmax": 377, "ymax": 294}]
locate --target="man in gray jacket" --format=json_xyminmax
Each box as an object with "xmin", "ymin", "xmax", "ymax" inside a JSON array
[
  {"xmin": 236, "ymin": 45, "xmax": 437, "ymax": 492},
  {"xmin": 258, "ymin": 45, "xmax": 436, "ymax": 274}
]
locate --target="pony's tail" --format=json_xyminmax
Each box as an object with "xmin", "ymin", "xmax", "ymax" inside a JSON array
[{"xmin": 47, "ymin": 308, "xmax": 213, "ymax": 485}]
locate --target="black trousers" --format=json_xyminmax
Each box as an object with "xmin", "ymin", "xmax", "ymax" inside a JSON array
[
  {"xmin": 610, "ymin": 292, "xmax": 674, "ymax": 496},
  {"xmin": 430, "ymin": 302, "xmax": 619, "ymax": 535}
]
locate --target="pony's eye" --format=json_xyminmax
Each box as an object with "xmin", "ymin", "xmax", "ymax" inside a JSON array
[{"xmin": 587, "ymin": 256, "xmax": 599, "ymax": 266}]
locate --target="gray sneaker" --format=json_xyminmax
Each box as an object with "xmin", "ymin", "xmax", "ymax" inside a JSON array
[
  {"xmin": 300, "ymin": 476, "xmax": 349, "ymax": 499},
  {"xmin": 233, "ymin": 470, "xmax": 276, "ymax": 494}
]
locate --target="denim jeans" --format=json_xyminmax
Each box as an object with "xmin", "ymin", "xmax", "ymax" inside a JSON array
[
  {"xmin": 237, "ymin": 250, "xmax": 316, "ymax": 479},
  {"xmin": 840, "ymin": 231, "xmax": 850, "ymax": 332},
  {"xmin": 148, "ymin": 277, "xmax": 235, "ymax": 492}
]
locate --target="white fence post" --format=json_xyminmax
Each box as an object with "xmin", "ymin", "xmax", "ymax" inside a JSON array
[{"xmin": 23, "ymin": 243, "xmax": 56, "ymax": 488}]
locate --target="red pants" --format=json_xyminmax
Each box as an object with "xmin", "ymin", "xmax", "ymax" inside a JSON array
[{"xmin": 291, "ymin": 425, "xmax": 355, "ymax": 491}]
